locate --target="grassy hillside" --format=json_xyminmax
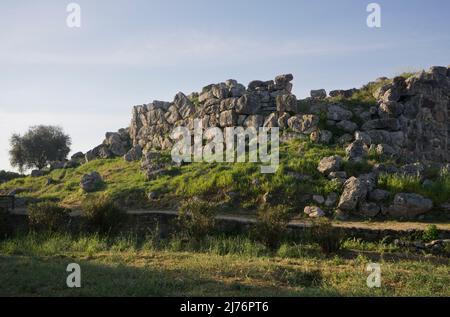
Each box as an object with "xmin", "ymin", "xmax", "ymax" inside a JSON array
[{"xmin": 1, "ymin": 138, "xmax": 450, "ymax": 216}]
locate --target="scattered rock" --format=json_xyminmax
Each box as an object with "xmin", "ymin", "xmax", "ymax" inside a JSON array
[
  {"xmin": 304, "ymin": 206, "xmax": 326, "ymax": 218},
  {"xmin": 326, "ymin": 105, "xmax": 353, "ymax": 121},
  {"xmin": 310, "ymin": 89, "xmax": 327, "ymax": 99},
  {"xmin": 317, "ymin": 156, "xmax": 343, "ymax": 175},
  {"xmin": 310, "ymin": 130, "xmax": 333, "ymax": 144},
  {"xmin": 338, "ymin": 177, "xmax": 368, "ymax": 212},
  {"xmin": 124, "ymin": 145, "xmax": 143, "ymax": 162},
  {"xmin": 30, "ymin": 170, "xmax": 45, "ymax": 178},
  {"xmin": 369, "ymin": 189, "xmax": 390, "ymax": 202},
  {"xmin": 346, "ymin": 140, "xmax": 367, "ymax": 162},
  {"xmin": 80, "ymin": 172, "xmax": 103, "ymax": 192},
  {"xmin": 386, "ymin": 193, "xmax": 433, "ymax": 219},
  {"xmin": 359, "ymin": 202, "xmax": 380, "ymax": 218},
  {"xmin": 313, "ymin": 195, "xmax": 325, "ymax": 204},
  {"xmin": 325, "ymin": 193, "xmax": 338, "ymax": 207},
  {"xmin": 337, "ymin": 120, "xmax": 358, "ymax": 133}
]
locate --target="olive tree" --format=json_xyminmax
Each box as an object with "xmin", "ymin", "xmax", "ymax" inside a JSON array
[{"xmin": 9, "ymin": 125, "xmax": 71, "ymax": 172}]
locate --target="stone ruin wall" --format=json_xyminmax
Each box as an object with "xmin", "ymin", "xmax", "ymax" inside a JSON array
[{"xmin": 127, "ymin": 66, "xmax": 450, "ymax": 165}]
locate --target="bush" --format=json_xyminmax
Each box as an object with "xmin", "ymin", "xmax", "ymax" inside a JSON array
[
  {"xmin": 178, "ymin": 198, "xmax": 217, "ymax": 241},
  {"xmin": 28, "ymin": 201, "xmax": 70, "ymax": 232},
  {"xmin": 253, "ymin": 205, "xmax": 290, "ymax": 250},
  {"xmin": 310, "ymin": 219, "xmax": 344, "ymax": 255},
  {"xmin": 422, "ymin": 225, "xmax": 439, "ymax": 242},
  {"xmin": 81, "ymin": 196, "xmax": 126, "ymax": 233}
]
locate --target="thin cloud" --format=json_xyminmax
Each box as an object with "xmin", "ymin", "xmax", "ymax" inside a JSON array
[{"xmin": 0, "ymin": 30, "xmax": 393, "ymax": 67}]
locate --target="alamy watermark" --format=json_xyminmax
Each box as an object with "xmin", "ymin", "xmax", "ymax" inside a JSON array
[
  {"xmin": 170, "ymin": 120, "xmax": 279, "ymax": 174},
  {"xmin": 66, "ymin": 3, "xmax": 81, "ymax": 28},
  {"xmin": 366, "ymin": 263, "xmax": 381, "ymax": 288},
  {"xmin": 66, "ymin": 263, "xmax": 81, "ymax": 288},
  {"xmin": 367, "ymin": 3, "xmax": 381, "ymax": 28}
]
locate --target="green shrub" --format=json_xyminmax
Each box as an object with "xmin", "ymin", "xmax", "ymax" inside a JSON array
[
  {"xmin": 81, "ymin": 196, "xmax": 126, "ymax": 233},
  {"xmin": 422, "ymin": 225, "xmax": 439, "ymax": 242},
  {"xmin": 178, "ymin": 198, "xmax": 217, "ymax": 241},
  {"xmin": 253, "ymin": 205, "xmax": 290, "ymax": 250},
  {"xmin": 310, "ymin": 219, "xmax": 344, "ymax": 255},
  {"xmin": 27, "ymin": 201, "xmax": 70, "ymax": 232}
]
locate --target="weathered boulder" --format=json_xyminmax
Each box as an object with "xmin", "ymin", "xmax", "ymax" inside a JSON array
[
  {"xmin": 104, "ymin": 132, "xmax": 128, "ymax": 157},
  {"xmin": 49, "ymin": 161, "xmax": 66, "ymax": 171},
  {"xmin": 276, "ymin": 94, "xmax": 298, "ymax": 113},
  {"xmin": 304, "ymin": 206, "xmax": 326, "ymax": 218},
  {"xmin": 354, "ymin": 131, "xmax": 372, "ymax": 146},
  {"xmin": 310, "ymin": 89, "xmax": 327, "ymax": 99},
  {"xmin": 359, "ymin": 202, "xmax": 380, "ymax": 218},
  {"xmin": 124, "ymin": 145, "xmax": 143, "ymax": 162},
  {"xmin": 338, "ymin": 177, "xmax": 368, "ymax": 211},
  {"xmin": 244, "ymin": 114, "xmax": 265, "ymax": 128},
  {"xmin": 141, "ymin": 151, "xmax": 169, "ymax": 180},
  {"xmin": 236, "ymin": 94, "xmax": 261, "ymax": 115},
  {"xmin": 386, "ymin": 193, "xmax": 433, "ymax": 218},
  {"xmin": 325, "ymin": 193, "xmax": 339, "ymax": 207},
  {"xmin": 327, "ymin": 105, "xmax": 353, "ymax": 121},
  {"xmin": 310, "ymin": 130, "xmax": 333, "ymax": 144},
  {"xmin": 362, "ymin": 119, "xmax": 401, "ymax": 131},
  {"xmin": 369, "ymin": 189, "xmax": 390, "ymax": 202},
  {"xmin": 346, "ymin": 140, "xmax": 367, "ymax": 162},
  {"xmin": 80, "ymin": 172, "xmax": 103, "ymax": 192},
  {"xmin": 30, "ymin": 170, "xmax": 45, "ymax": 178},
  {"xmin": 85, "ymin": 144, "xmax": 113, "ymax": 162},
  {"xmin": 337, "ymin": 134, "xmax": 354, "ymax": 145},
  {"xmin": 378, "ymin": 101, "xmax": 404, "ymax": 118},
  {"xmin": 263, "ymin": 113, "xmax": 279, "ymax": 128},
  {"xmin": 174, "ymin": 92, "xmax": 196, "ymax": 119},
  {"xmin": 274, "ymin": 74, "xmax": 294, "ymax": 91},
  {"xmin": 313, "ymin": 195, "xmax": 325, "ymax": 204},
  {"xmin": 376, "ymin": 144, "xmax": 397, "ymax": 157},
  {"xmin": 317, "ymin": 156, "xmax": 343, "ymax": 175},
  {"xmin": 219, "ymin": 110, "xmax": 238, "ymax": 127},
  {"xmin": 71, "ymin": 152, "xmax": 85, "ymax": 160},
  {"xmin": 337, "ymin": 120, "xmax": 358, "ymax": 133}
]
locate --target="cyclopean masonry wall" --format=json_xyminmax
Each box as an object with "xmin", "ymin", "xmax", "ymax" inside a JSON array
[
  {"xmin": 127, "ymin": 66, "xmax": 450, "ymax": 165},
  {"xmin": 368, "ymin": 66, "xmax": 449, "ymax": 163},
  {"xmin": 129, "ymin": 74, "xmax": 305, "ymax": 153}
]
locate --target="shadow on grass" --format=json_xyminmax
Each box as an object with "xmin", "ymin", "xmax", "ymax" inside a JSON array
[{"xmin": 0, "ymin": 255, "xmax": 338, "ymax": 297}]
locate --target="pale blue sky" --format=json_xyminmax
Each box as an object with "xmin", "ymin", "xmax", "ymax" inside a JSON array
[{"xmin": 1, "ymin": 0, "xmax": 449, "ymax": 171}]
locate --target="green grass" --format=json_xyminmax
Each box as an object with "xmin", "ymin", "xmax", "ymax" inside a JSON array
[
  {"xmin": 0, "ymin": 140, "xmax": 347, "ymax": 212},
  {"xmin": 378, "ymin": 173, "xmax": 450, "ymax": 205},
  {"xmin": 329, "ymin": 72, "xmax": 417, "ymax": 107},
  {"xmin": 0, "ymin": 232, "xmax": 448, "ymax": 296}
]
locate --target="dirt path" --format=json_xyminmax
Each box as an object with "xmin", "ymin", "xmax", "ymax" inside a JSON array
[{"xmin": 11, "ymin": 208, "xmax": 450, "ymax": 232}]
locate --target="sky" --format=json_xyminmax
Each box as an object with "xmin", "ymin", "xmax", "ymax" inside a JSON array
[{"xmin": 0, "ymin": 0, "xmax": 449, "ymax": 172}]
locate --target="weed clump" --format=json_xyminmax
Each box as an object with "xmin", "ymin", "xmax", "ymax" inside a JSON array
[
  {"xmin": 178, "ymin": 198, "xmax": 217, "ymax": 241},
  {"xmin": 253, "ymin": 204, "xmax": 291, "ymax": 250},
  {"xmin": 310, "ymin": 219, "xmax": 344, "ymax": 254},
  {"xmin": 28, "ymin": 201, "xmax": 70, "ymax": 232},
  {"xmin": 81, "ymin": 195, "xmax": 126, "ymax": 234}
]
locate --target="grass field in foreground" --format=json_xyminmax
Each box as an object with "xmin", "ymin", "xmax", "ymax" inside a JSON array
[{"xmin": 0, "ymin": 233, "xmax": 448, "ymax": 297}]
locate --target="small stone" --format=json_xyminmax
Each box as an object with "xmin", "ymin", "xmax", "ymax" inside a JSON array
[
  {"xmin": 31, "ymin": 170, "xmax": 45, "ymax": 177},
  {"xmin": 317, "ymin": 156, "xmax": 343, "ymax": 175},
  {"xmin": 80, "ymin": 172, "xmax": 103, "ymax": 193},
  {"xmin": 304, "ymin": 206, "xmax": 326, "ymax": 218},
  {"xmin": 313, "ymin": 195, "xmax": 325, "ymax": 204},
  {"xmin": 369, "ymin": 189, "xmax": 390, "ymax": 202},
  {"xmin": 325, "ymin": 193, "xmax": 338, "ymax": 207}
]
